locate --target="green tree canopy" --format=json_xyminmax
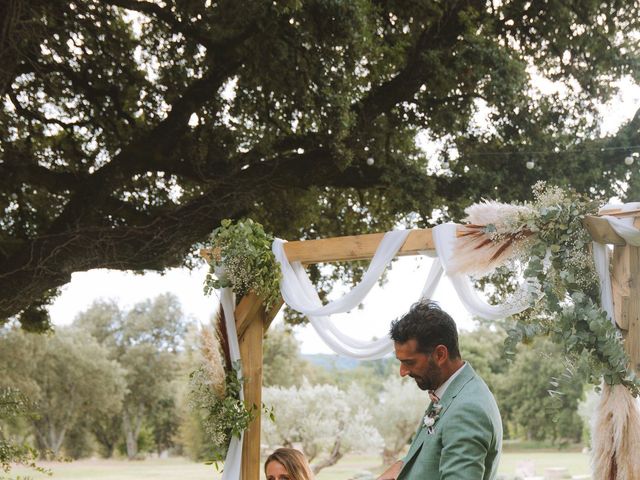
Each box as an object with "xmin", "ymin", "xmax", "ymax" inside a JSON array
[
  {"xmin": 263, "ymin": 323, "xmax": 308, "ymax": 388},
  {"xmin": 73, "ymin": 293, "xmax": 187, "ymax": 458},
  {"xmin": 496, "ymin": 337, "xmax": 585, "ymax": 444},
  {"xmin": 0, "ymin": 326, "xmax": 126, "ymax": 457},
  {"xmin": 458, "ymin": 326, "xmax": 508, "ymax": 392},
  {"xmin": 3, "ymin": 0, "xmax": 640, "ymax": 330}
]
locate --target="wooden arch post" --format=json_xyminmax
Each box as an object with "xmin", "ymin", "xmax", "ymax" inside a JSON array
[
  {"xmin": 205, "ymin": 229, "xmax": 435, "ymax": 480},
  {"xmin": 584, "ymin": 213, "xmax": 640, "ymax": 374}
]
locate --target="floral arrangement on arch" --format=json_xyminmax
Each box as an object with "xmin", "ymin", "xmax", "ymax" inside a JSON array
[
  {"xmin": 203, "ymin": 218, "xmax": 281, "ymax": 311},
  {"xmin": 194, "ymin": 219, "xmax": 280, "ymax": 464},
  {"xmin": 453, "ymin": 182, "xmax": 640, "ymax": 478},
  {"xmin": 454, "ymin": 183, "xmax": 638, "ymax": 395}
]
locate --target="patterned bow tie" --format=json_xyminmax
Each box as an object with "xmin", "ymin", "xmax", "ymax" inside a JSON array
[{"xmin": 428, "ymin": 390, "xmax": 440, "ymax": 405}]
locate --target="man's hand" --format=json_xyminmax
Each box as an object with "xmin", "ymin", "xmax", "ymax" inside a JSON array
[{"xmin": 377, "ymin": 460, "xmax": 403, "ymax": 480}]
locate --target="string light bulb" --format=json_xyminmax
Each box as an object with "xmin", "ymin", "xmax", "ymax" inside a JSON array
[
  {"xmin": 625, "ymin": 155, "xmax": 635, "ymax": 166},
  {"xmin": 442, "ymin": 160, "xmax": 450, "ymax": 169},
  {"xmin": 526, "ymin": 160, "xmax": 535, "ymax": 170},
  {"xmin": 366, "ymin": 157, "xmax": 375, "ymax": 166}
]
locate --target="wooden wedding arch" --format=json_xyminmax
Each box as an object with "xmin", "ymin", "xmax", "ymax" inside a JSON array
[{"xmin": 205, "ymin": 212, "xmax": 640, "ymax": 480}]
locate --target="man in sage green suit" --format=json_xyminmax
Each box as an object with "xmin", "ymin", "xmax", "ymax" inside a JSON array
[{"xmin": 377, "ymin": 301, "xmax": 502, "ymax": 480}]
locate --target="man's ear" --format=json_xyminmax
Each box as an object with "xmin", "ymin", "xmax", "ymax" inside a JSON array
[{"xmin": 434, "ymin": 344, "xmax": 449, "ymax": 365}]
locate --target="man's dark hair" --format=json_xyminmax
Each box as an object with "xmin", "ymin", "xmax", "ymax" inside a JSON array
[{"xmin": 389, "ymin": 301, "xmax": 461, "ymax": 359}]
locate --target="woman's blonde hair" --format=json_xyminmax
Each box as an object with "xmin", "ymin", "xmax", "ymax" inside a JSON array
[{"xmin": 264, "ymin": 447, "xmax": 314, "ymax": 480}]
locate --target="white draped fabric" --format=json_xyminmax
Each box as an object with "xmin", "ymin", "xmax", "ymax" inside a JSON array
[
  {"xmin": 273, "ymin": 230, "xmax": 409, "ymax": 359},
  {"xmin": 593, "ymin": 203, "xmax": 640, "ymax": 325},
  {"xmin": 271, "ymin": 223, "xmax": 533, "ymax": 360},
  {"xmin": 218, "ymin": 276, "xmax": 243, "ymax": 480}
]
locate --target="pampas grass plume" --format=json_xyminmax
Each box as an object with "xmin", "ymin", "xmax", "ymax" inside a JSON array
[
  {"xmin": 592, "ymin": 384, "xmax": 640, "ymax": 480},
  {"xmin": 200, "ymin": 326, "xmax": 226, "ymax": 399},
  {"xmin": 463, "ymin": 200, "xmax": 532, "ymax": 228}
]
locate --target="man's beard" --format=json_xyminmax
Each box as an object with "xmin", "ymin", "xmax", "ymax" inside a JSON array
[
  {"xmin": 413, "ymin": 375, "xmax": 433, "ymax": 391},
  {"xmin": 412, "ymin": 359, "xmax": 441, "ymax": 391}
]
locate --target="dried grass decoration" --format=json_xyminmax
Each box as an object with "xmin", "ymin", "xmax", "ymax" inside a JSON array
[
  {"xmin": 188, "ymin": 312, "xmax": 252, "ymax": 463},
  {"xmin": 451, "ymin": 200, "xmax": 535, "ymax": 275},
  {"xmin": 592, "ymin": 384, "xmax": 640, "ymax": 480}
]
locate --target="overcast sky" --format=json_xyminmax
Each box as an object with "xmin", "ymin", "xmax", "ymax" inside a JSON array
[
  {"xmin": 49, "ymin": 256, "xmax": 476, "ymax": 354},
  {"xmin": 48, "ymin": 78, "xmax": 640, "ymax": 354}
]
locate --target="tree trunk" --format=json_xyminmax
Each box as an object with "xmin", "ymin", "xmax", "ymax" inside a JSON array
[
  {"xmin": 34, "ymin": 422, "xmax": 67, "ymax": 457},
  {"xmin": 92, "ymin": 415, "xmax": 121, "ymax": 458},
  {"xmin": 124, "ymin": 429, "xmax": 137, "ymax": 459},
  {"xmin": 122, "ymin": 410, "xmax": 142, "ymax": 459},
  {"xmin": 50, "ymin": 425, "xmax": 67, "ymax": 457},
  {"xmin": 311, "ymin": 438, "xmax": 343, "ymax": 475}
]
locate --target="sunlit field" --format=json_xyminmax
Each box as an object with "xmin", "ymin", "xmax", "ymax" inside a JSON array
[{"xmin": 6, "ymin": 451, "xmax": 592, "ymax": 480}]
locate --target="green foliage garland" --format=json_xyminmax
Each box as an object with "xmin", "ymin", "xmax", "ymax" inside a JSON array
[
  {"xmin": 189, "ymin": 361, "xmax": 254, "ymax": 463},
  {"xmin": 204, "ymin": 219, "xmax": 282, "ymax": 311},
  {"xmin": 498, "ymin": 184, "xmax": 640, "ymax": 395}
]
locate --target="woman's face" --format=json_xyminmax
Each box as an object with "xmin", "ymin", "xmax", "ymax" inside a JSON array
[{"xmin": 266, "ymin": 460, "xmax": 291, "ymax": 480}]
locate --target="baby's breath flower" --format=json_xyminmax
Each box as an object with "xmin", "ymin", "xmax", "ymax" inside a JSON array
[{"xmin": 204, "ymin": 219, "xmax": 281, "ymax": 310}]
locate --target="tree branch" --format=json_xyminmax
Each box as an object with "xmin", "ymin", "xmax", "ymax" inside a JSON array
[
  {"xmin": 45, "ymin": 56, "xmax": 242, "ymax": 234},
  {"xmin": 0, "ymin": 154, "xmax": 81, "ymax": 193},
  {"xmin": 104, "ymin": 0, "xmax": 255, "ymax": 52},
  {"xmin": 352, "ymin": 1, "xmax": 484, "ymax": 127},
  {"xmin": 0, "ymin": 137, "xmax": 428, "ymax": 320}
]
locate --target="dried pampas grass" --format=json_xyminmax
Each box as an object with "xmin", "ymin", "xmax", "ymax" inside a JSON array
[
  {"xmin": 200, "ymin": 315, "xmax": 227, "ymax": 399},
  {"xmin": 464, "ymin": 200, "xmax": 533, "ymax": 229},
  {"xmin": 592, "ymin": 384, "xmax": 640, "ymax": 480},
  {"xmin": 449, "ymin": 201, "xmax": 534, "ymax": 275}
]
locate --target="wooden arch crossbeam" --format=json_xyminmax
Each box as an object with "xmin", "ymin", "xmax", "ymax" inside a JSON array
[{"xmin": 203, "ymin": 218, "xmax": 640, "ymax": 480}]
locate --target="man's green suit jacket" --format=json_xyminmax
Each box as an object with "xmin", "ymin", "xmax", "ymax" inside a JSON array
[{"xmin": 398, "ymin": 363, "xmax": 502, "ymax": 480}]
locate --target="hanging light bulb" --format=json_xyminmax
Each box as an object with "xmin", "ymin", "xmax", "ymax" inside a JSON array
[
  {"xmin": 442, "ymin": 160, "xmax": 450, "ymax": 169},
  {"xmin": 625, "ymin": 155, "xmax": 635, "ymax": 166},
  {"xmin": 366, "ymin": 157, "xmax": 375, "ymax": 166},
  {"xmin": 526, "ymin": 160, "xmax": 535, "ymax": 170}
]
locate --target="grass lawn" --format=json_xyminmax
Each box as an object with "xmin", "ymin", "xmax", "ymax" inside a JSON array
[
  {"xmin": 316, "ymin": 451, "xmax": 591, "ymax": 479},
  {"xmin": 6, "ymin": 451, "xmax": 592, "ymax": 480},
  {"xmin": 4, "ymin": 458, "xmax": 217, "ymax": 480}
]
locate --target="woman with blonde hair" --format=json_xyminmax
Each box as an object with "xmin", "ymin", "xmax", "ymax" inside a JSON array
[{"xmin": 264, "ymin": 447, "xmax": 314, "ymax": 480}]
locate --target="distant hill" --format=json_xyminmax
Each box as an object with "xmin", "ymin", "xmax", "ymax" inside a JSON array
[
  {"xmin": 302, "ymin": 353, "xmax": 395, "ymax": 374},
  {"xmin": 302, "ymin": 353, "xmax": 362, "ymax": 371}
]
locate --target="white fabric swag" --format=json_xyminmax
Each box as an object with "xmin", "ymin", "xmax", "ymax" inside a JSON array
[
  {"xmin": 593, "ymin": 202, "xmax": 640, "ymax": 326},
  {"xmin": 271, "ymin": 223, "xmax": 532, "ymax": 360},
  {"xmin": 218, "ymin": 272, "xmax": 243, "ymax": 480}
]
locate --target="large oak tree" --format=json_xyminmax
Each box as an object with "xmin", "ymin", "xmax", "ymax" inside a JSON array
[{"xmin": 2, "ymin": 0, "xmax": 639, "ymax": 330}]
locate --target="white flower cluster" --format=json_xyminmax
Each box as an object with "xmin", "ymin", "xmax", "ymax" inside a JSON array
[
  {"xmin": 223, "ymin": 253, "xmax": 254, "ymax": 297},
  {"xmin": 532, "ymin": 181, "xmax": 567, "ymax": 208}
]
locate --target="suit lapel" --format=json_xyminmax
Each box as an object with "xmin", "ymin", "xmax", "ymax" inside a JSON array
[{"xmin": 435, "ymin": 363, "xmax": 476, "ymax": 419}]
